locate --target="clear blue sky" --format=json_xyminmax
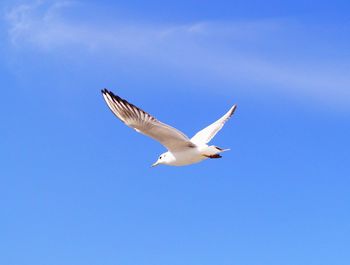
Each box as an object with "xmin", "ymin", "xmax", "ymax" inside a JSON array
[{"xmin": 1, "ymin": 1, "xmax": 349, "ymax": 264}]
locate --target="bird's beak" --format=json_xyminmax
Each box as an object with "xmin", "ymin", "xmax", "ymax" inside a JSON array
[{"xmin": 151, "ymin": 161, "xmax": 159, "ymax": 167}]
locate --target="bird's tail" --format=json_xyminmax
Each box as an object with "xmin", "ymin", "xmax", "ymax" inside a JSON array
[
  {"xmin": 203, "ymin": 145, "xmax": 230, "ymax": 157},
  {"xmin": 213, "ymin": 146, "xmax": 230, "ymax": 152}
]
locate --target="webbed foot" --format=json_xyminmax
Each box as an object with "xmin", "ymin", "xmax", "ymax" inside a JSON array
[{"xmin": 203, "ymin": 154, "xmax": 222, "ymax": 159}]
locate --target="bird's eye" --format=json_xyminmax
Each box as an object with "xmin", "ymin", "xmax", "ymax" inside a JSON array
[{"xmin": 159, "ymin": 156, "xmax": 162, "ymax": 160}]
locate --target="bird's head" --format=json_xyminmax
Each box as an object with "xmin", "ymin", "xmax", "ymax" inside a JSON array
[{"xmin": 152, "ymin": 152, "xmax": 171, "ymax": 167}]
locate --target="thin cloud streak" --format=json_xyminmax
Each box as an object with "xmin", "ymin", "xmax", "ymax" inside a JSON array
[{"xmin": 4, "ymin": 1, "xmax": 350, "ymax": 108}]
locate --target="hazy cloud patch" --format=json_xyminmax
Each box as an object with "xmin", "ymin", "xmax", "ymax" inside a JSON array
[{"xmin": 4, "ymin": 0, "xmax": 350, "ymax": 108}]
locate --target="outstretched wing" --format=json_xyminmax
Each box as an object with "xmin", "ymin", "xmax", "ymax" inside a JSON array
[
  {"xmin": 191, "ymin": 105, "xmax": 237, "ymax": 145},
  {"xmin": 102, "ymin": 89, "xmax": 195, "ymax": 152}
]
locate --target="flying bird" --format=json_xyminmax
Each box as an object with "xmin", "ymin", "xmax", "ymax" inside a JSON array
[{"xmin": 101, "ymin": 89, "xmax": 237, "ymax": 167}]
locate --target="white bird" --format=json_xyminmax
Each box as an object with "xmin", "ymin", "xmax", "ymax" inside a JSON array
[{"xmin": 101, "ymin": 89, "xmax": 237, "ymax": 167}]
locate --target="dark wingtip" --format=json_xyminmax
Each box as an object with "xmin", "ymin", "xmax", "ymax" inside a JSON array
[
  {"xmin": 228, "ymin": 104, "xmax": 237, "ymax": 117},
  {"xmin": 101, "ymin": 89, "xmax": 126, "ymax": 105}
]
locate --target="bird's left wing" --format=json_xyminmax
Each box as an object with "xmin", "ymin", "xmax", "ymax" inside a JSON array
[
  {"xmin": 102, "ymin": 89, "xmax": 195, "ymax": 152},
  {"xmin": 191, "ymin": 105, "xmax": 237, "ymax": 145}
]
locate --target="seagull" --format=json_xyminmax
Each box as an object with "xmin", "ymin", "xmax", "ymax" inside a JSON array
[{"xmin": 101, "ymin": 89, "xmax": 237, "ymax": 167}]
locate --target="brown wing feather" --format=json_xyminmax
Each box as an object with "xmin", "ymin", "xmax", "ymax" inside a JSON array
[{"xmin": 101, "ymin": 89, "xmax": 195, "ymax": 152}]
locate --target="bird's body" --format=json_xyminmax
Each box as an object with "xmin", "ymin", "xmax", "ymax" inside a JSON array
[
  {"xmin": 159, "ymin": 145, "xmax": 228, "ymax": 166},
  {"xmin": 101, "ymin": 89, "xmax": 237, "ymax": 167}
]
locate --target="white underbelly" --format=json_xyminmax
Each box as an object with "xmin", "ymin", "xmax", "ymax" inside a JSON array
[{"xmin": 169, "ymin": 148, "xmax": 208, "ymax": 166}]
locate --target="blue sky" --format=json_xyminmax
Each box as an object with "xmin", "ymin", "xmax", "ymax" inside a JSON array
[{"xmin": 1, "ymin": 1, "xmax": 349, "ymax": 264}]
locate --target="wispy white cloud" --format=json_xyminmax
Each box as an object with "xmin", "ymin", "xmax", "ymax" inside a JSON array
[{"xmin": 4, "ymin": 0, "xmax": 350, "ymax": 108}]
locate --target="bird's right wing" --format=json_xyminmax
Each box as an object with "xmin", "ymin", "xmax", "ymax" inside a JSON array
[
  {"xmin": 102, "ymin": 89, "xmax": 195, "ymax": 152},
  {"xmin": 191, "ymin": 105, "xmax": 237, "ymax": 145}
]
